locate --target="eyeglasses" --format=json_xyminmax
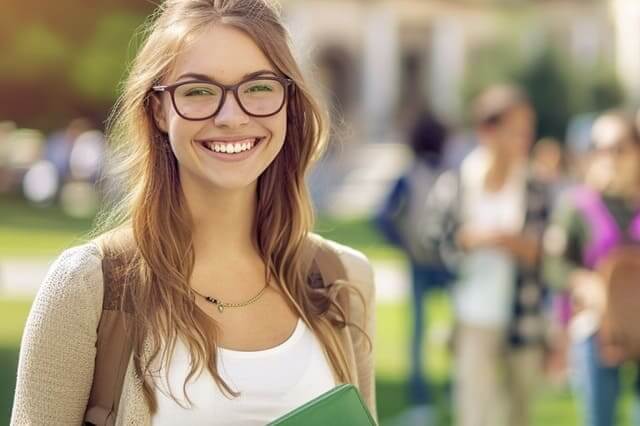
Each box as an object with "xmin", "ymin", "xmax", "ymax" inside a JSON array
[
  {"xmin": 592, "ymin": 140, "xmax": 633, "ymax": 157},
  {"xmin": 152, "ymin": 75, "xmax": 294, "ymax": 121}
]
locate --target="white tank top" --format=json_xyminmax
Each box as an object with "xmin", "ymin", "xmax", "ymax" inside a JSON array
[{"xmin": 150, "ymin": 318, "xmax": 337, "ymax": 425}]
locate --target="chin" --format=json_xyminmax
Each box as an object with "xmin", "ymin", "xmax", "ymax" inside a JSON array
[{"xmin": 206, "ymin": 176, "xmax": 259, "ymax": 192}]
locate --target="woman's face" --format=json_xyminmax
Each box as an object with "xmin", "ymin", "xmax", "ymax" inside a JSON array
[
  {"xmin": 480, "ymin": 104, "xmax": 535, "ymax": 163},
  {"xmin": 493, "ymin": 104, "xmax": 535, "ymax": 161},
  {"xmin": 152, "ymin": 24, "xmax": 288, "ymax": 192},
  {"xmin": 587, "ymin": 117, "xmax": 640, "ymax": 196}
]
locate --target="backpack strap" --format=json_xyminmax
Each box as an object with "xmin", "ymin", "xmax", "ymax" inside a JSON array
[
  {"xmin": 84, "ymin": 244, "xmax": 135, "ymax": 426},
  {"xmin": 628, "ymin": 210, "xmax": 640, "ymax": 241},
  {"xmin": 573, "ymin": 187, "xmax": 622, "ymax": 268},
  {"xmin": 303, "ymin": 235, "xmax": 349, "ymax": 287}
]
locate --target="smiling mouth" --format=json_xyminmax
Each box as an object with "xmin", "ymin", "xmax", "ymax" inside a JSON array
[{"xmin": 197, "ymin": 137, "xmax": 265, "ymax": 154}]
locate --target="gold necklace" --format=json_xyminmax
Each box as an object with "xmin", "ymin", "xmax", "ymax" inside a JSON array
[{"xmin": 191, "ymin": 282, "xmax": 269, "ymax": 313}]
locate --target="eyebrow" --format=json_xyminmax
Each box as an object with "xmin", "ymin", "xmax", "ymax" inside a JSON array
[{"xmin": 175, "ymin": 69, "xmax": 278, "ymax": 83}]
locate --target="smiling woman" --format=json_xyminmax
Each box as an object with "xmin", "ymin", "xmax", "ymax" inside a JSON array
[{"xmin": 10, "ymin": 1, "xmax": 377, "ymax": 425}]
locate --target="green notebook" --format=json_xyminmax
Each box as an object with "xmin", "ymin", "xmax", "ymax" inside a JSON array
[{"xmin": 268, "ymin": 384, "xmax": 376, "ymax": 426}]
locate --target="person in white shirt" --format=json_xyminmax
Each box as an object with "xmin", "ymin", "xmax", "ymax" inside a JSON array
[{"xmin": 424, "ymin": 85, "xmax": 550, "ymax": 426}]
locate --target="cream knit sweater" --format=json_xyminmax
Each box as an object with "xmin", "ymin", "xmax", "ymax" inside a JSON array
[{"xmin": 10, "ymin": 237, "xmax": 377, "ymax": 425}]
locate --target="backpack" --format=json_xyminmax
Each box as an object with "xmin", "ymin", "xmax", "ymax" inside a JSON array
[
  {"xmin": 374, "ymin": 160, "xmax": 441, "ymax": 265},
  {"xmin": 571, "ymin": 187, "xmax": 640, "ymax": 364},
  {"xmin": 83, "ymin": 235, "xmax": 348, "ymax": 426},
  {"xmin": 596, "ymin": 246, "xmax": 640, "ymax": 364}
]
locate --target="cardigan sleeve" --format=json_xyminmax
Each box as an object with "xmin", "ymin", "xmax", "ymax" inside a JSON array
[
  {"xmin": 337, "ymin": 246, "xmax": 378, "ymax": 423},
  {"xmin": 11, "ymin": 243, "xmax": 104, "ymax": 426}
]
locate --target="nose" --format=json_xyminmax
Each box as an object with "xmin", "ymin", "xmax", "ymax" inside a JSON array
[{"xmin": 213, "ymin": 90, "xmax": 250, "ymax": 128}]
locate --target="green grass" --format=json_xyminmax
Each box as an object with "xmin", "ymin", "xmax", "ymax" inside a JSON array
[
  {"xmin": 315, "ymin": 216, "xmax": 405, "ymax": 263},
  {"xmin": 0, "ymin": 195, "xmax": 94, "ymax": 257},
  {"xmin": 0, "ymin": 195, "xmax": 403, "ymax": 261}
]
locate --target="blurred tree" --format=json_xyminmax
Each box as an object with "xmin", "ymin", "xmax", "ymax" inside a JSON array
[
  {"xmin": 516, "ymin": 47, "xmax": 573, "ymax": 140},
  {"xmin": 463, "ymin": 43, "xmax": 623, "ymax": 141},
  {"xmin": 0, "ymin": 1, "xmax": 154, "ymax": 131}
]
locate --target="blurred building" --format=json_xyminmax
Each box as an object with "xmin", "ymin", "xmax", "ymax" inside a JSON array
[
  {"xmin": 282, "ymin": 0, "xmax": 624, "ymax": 145},
  {"xmin": 283, "ymin": 0, "xmax": 624, "ymax": 217},
  {"xmin": 612, "ymin": 0, "xmax": 640, "ymax": 104}
]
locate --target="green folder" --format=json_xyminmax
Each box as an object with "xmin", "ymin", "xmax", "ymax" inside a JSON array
[{"xmin": 268, "ymin": 384, "xmax": 376, "ymax": 426}]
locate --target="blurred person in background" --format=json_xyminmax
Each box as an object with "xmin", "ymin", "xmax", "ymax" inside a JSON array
[
  {"xmin": 530, "ymin": 137, "xmax": 573, "ymax": 386},
  {"xmin": 531, "ymin": 137, "xmax": 569, "ymax": 202},
  {"xmin": 544, "ymin": 110, "xmax": 640, "ymax": 426},
  {"xmin": 43, "ymin": 117, "xmax": 91, "ymax": 190},
  {"xmin": 424, "ymin": 84, "xmax": 550, "ymax": 426},
  {"xmin": 374, "ymin": 108, "xmax": 452, "ymax": 425},
  {"xmin": 0, "ymin": 120, "xmax": 17, "ymax": 193}
]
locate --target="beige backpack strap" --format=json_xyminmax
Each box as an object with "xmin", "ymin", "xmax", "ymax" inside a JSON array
[
  {"xmin": 84, "ymin": 241, "xmax": 136, "ymax": 426},
  {"xmin": 313, "ymin": 240, "xmax": 348, "ymax": 286},
  {"xmin": 304, "ymin": 235, "xmax": 350, "ymax": 318},
  {"xmin": 302, "ymin": 235, "xmax": 348, "ymax": 285}
]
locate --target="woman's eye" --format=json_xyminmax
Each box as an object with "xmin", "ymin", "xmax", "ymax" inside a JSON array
[
  {"xmin": 245, "ymin": 84, "xmax": 273, "ymax": 93},
  {"xmin": 185, "ymin": 88, "xmax": 215, "ymax": 96}
]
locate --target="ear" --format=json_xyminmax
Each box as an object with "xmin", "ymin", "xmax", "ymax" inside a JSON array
[{"xmin": 151, "ymin": 94, "xmax": 169, "ymax": 132}]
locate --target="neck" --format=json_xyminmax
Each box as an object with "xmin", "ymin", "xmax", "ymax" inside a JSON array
[
  {"xmin": 181, "ymin": 174, "xmax": 260, "ymax": 262},
  {"xmin": 484, "ymin": 148, "xmax": 518, "ymax": 192}
]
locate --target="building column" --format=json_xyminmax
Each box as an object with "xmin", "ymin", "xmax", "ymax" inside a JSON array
[
  {"xmin": 428, "ymin": 17, "xmax": 466, "ymax": 122},
  {"xmin": 361, "ymin": 4, "xmax": 399, "ymax": 143},
  {"xmin": 612, "ymin": 0, "xmax": 640, "ymax": 103}
]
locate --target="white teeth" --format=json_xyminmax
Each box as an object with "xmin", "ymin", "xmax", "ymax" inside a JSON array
[{"xmin": 204, "ymin": 138, "xmax": 260, "ymax": 154}]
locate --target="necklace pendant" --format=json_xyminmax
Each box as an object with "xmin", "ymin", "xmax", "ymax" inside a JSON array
[{"xmin": 217, "ymin": 304, "xmax": 224, "ymax": 313}]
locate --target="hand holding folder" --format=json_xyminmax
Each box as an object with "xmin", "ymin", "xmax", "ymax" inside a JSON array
[{"xmin": 268, "ymin": 384, "xmax": 377, "ymax": 426}]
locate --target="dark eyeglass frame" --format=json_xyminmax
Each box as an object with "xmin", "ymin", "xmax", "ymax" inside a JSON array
[
  {"xmin": 591, "ymin": 138, "xmax": 635, "ymax": 156},
  {"xmin": 151, "ymin": 75, "xmax": 294, "ymax": 121}
]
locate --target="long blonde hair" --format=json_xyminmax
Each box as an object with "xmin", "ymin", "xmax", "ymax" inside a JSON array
[{"xmin": 92, "ymin": 0, "xmax": 369, "ymax": 412}]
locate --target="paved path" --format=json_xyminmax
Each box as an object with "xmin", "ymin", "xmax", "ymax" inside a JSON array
[{"xmin": 0, "ymin": 257, "xmax": 410, "ymax": 303}]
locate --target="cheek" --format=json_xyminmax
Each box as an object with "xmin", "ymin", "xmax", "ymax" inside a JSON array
[
  {"xmin": 266, "ymin": 112, "xmax": 288, "ymax": 147},
  {"xmin": 620, "ymin": 155, "xmax": 640, "ymax": 176}
]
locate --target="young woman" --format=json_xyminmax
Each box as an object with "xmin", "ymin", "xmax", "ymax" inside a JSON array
[
  {"xmin": 10, "ymin": 1, "xmax": 376, "ymax": 424},
  {"xmin": 544, "ymin": 110, "xmax": 640, "ymax": 426}
]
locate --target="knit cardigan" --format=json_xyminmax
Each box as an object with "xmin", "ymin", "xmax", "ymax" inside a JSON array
[{"xmin": 10, "ymin": 234, "xmax": 377, "ymax": 425}]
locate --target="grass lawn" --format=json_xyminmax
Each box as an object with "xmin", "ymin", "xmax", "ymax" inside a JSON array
[
  {"xmin": 0, "ymin": 195, "xmax": 94, "ymax": 257},
  {"xmin": 0, "ymin": 195, "xmax": 403, "ymax": 260}
]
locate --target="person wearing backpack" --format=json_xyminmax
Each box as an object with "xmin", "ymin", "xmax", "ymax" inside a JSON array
[
  {"xmin": 374, "ymin": 109, "xmax": 451, "ymax": 424},
  {"xmin": 423, "ymin": 84, "xmax": 550, "ymax": 426},
  {"xmin": 544, "ymin": 110, "xmax": 640, "ymax": 426},
  {"xmin": 10, "ymin": 1, "xmax": 377, "ymax": 425}
]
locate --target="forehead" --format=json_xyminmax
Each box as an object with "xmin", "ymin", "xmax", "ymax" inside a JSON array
[
  {"xmin": 593, "ymin": 118, "xmax": 632, "ymax": 149},
  {"xmin": 505, "ymin": 104, "xmax": 534, "ymax": 121},
  {"xmin": 169, "ymin": 24, "xmax": 276, "ymax": 84}
]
